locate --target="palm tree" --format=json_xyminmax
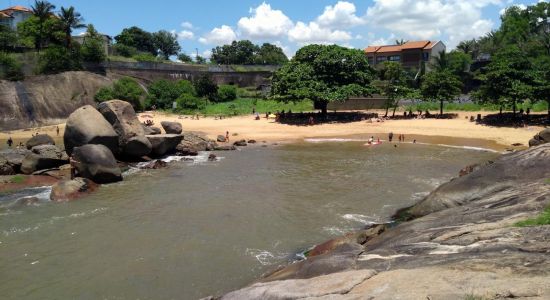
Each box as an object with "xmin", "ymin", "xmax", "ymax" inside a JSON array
[
  {"xmin": 31, "ymin": 0, "xmax": 56, "ymax": 51},
  {"xmin": 395, "ymin": 39, "xmax": 407, "ymax": 45},
  {"xmin": 58, "ymin": 6, "xmax": 86, "ymax": 48}
]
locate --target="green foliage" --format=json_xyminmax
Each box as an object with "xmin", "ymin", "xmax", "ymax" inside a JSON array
[
  {"xmin": 38, "ymin": 44, "xmax": 82, "ymax": 74},
  {"xmin": 199, "ymin": 98, "xmax": 313, "ymax": 116},
  {"xmin": 0, "ymin": 52, "xmax": 24, "ymax": 81},
  {"xmin": 211, "ymin": 40, "xmax": 288, "ymax": 65},
  {"xmin": 114, "ymin": 26, "xmax": 157, "ymax": 55},
  {"xmin": 147, "ymin": 79, "xmax": 195, "ymax": 109},
  {"xmin": 81, "ymin": 24, "xmax": 105, "ymax": 63},
  {"xmin": 193, "ymin": 75, "xmax": 218, "ymax": 101},
  {"xmin": 58, "ymin": 6, "xmax": 86, "ymax": 48},
  {"xmin": 178, "ymin": 53, "xmax": 193, "ymax": 63},
  {"xmin": 132, "ymin": 52, "xmax": 158, "ymax": 62},
  {"xmin": 271, "ymin": 44, "xmax": 376, "ymax": 113},
  {"xmin": 176, "ymin": 93, "xmax": 206, "ymax": 111},
  {"xmin": 404, "ymin": 100, "xmax": 547, "ymax": 113},
  {"xmin": 9, "ymin": 175, "xmax": 25, "ymax": 184},
  {"xmin": 112, "ymin": 44, "xmax": 138, "ymax": 57},
  {"xmin": 0, "ymin": 25, "xmax": 17, "ymax": 51},
  {"xmin": 217, "ymin": 84, "xmax": 237, "ymax": 102},
  {"xmin": 94, "ymin": 86, "xmax": 114, "ymax": 102},
  {"xmin": 30, "ymin": 0, "xmax": 57, "ymax": 50},
  {"xmin": 94, "ymin": 77, "xmax": 144, "ymax": 110},
  {"xmin": 515, "ymin": 206, "xmax": 550, "ymax": 227},
  {"xmin": 378, "ymin": 61, "xmax": 414, "ymax": 116},
  {"xmin": 17, "ymin": 15, "xmax": 64, "ymax": 49},
  {"xmin": 420, "ymin": 70, "xmax": 462, "ymax": 114},
  {"xmin": 153, "ymin": 30, "xmax": 181, "ymax": 59},
  {"xmin": 195, "ymin": 55, "xmax": 206, "ymax": 64}
]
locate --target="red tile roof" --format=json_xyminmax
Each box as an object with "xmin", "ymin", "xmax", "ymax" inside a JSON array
[
  {"xmin": 2, "ymin": 5, "xmax": 32, "ymax": 13},
  {"xmin": 0, "ymin": 11, "xmax": 12, "ymax": 18},
  {"xmin": 364, "ymin": 40, "xmax": 440, "ymax": 54}
]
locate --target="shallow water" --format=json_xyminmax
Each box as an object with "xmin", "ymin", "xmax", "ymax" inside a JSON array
[{"xmin": 0, "ymin": 141, "xmax": 498, "ymax": 299}]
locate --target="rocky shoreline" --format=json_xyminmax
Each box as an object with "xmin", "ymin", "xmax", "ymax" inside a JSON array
[{"xmin": 218, "ymin": 130, "xmax": 550, "ymax": 300}]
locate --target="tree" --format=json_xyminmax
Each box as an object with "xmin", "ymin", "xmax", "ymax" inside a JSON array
[
  {"xmin": 58, "ymin": 6, "xmax": 86, "ymax": 48},
  {"xmin": 195, "ymin": 55, "xmax": 206, "ymax": 64},
  {"xmin": 193, "ymin": 75, "xmax": 218, "ymax": 101},
  {"xmin": 431, "ymin": 50, "xmax": 450, "ymax": 71},
  {"xmin": 31, "ymin": 0, "xmax": 56, "ymax": 51},
  {"xmin": 153, "ymin": 30, "xmax": 180, "ymax": 59},
  {"xmin": 94, "ymin": 77, "xmax": 144, "ymax": 110},
  {"xmin": 255, "ymin": 43, "xmax": 288, "ymax": 65},
  {"xmin": 147, "ymin": 79, "xmax": 196, "ymax": 109},
  {"xmin": 395, "ymin": 39, "xmax": 407, "ymax": 45},
  {"xmin": 531, "ymin": 56, "xmax": 550, "ymax": 119},
  {"xmin": 0, "ymin": 25, "xmax": 17, "ymax": 51},
  {"xmin": 378, "ymin": 61, "xmax": 413, "ymax": 117},
  {"xmin": 81, "ymin": 24, "xmax": 105, "ymax": 63},
  {"xmin": 38, "ymin": 44, "xmax": 82, "ymax": 74},
  {"xmin": 217, "ymin": 84, "xmax": 237, "ymax": 102},
  {"xmin": 17, "ymin": 15, "xmax": 63, "ymax": 49},
  {"xmin": 178, "ymin": 53, "xmax": 193, "ymax": 63},
  {"xmin": 271, "ymin": 44, "xmax": 376, "ymax": 115},
  {"xmin": 114, "ymin": 27, "xmax": 156, "ymax": 55},
  {"xmin": 420, "ymin": 70, "xmax": 462, "ymax": 115},
  {"xmin": 210, "ymin": 40, "xmax": 287, "ymax": 65},
  {"xmin": 0, "ymin": 52, "xmax": 24, "ymax": 81}
]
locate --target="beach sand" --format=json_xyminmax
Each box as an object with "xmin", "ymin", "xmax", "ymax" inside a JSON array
[{"xmin": 0, "ymin": 110, "xmax": 543, "ymax": 151}]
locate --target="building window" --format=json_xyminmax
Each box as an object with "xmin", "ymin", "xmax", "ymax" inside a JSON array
[
  {"xmin": 376, "ymin": 56, "xmax": 387, "ymax": 62},
  {"xmin": 389, "ymin": 55, "xmax": 401, "ymax": 61},
  {"xmin": 423, "ymin": 52, "xmax": 430, "ymax": 61}
]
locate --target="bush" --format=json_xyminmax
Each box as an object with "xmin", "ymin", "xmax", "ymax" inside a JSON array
[
  {"xmin": 94, "ymin": 77, "xmax": 144, "ymax": 110},
  {"xmin": 133, "ymin": 52, "xmax": 158, "ymax": 62},
  {"xmin": 194, "ymin": 75, "xmax": 218, "ymax": 101},
  {"xmin": 38, "ymin": 45, "xmax": 82, "ymax": 74},
  {"xmin": 217, "ymin": 84, "xmax": 237, "ymax": 102},
  {"xmin": 82, "ymin": 38, "xmax": 106, "ymax": 63},
  {"xmin": 0, "ymin": 52, "xmax": 24, "ymax": 81},
  {"xmin": 112, "ymin": 44, "xmax": 138, "ymax": 57},
  {"xmin": 176, "ymin": 93, "xmax": 206, "ymax": 111},
  {"xmin": 176, "ymin": 80, "xmax": 195, "ymax": 95}
]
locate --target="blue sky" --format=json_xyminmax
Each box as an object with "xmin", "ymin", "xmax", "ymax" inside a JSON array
[{"xmin": 5, "ymin": 0, "xmax": 545, "ymax": 58}]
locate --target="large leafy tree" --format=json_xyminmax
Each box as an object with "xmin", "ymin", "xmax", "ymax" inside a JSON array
[
  {"xmin": 58, "ymin": 6, "xmax": 86, "ymax": 48},
  {"xmin": 153, "ymin": 30, "xmax": 181, "ymax": 59},
  {"xmin": 31, "ymin": 0, "xmax": 56, "ymax": 51},
  {"xmin": 0, "ymin": 25, "xmax": 17, "ymax": 51},
  {"xmin": 114, "ymin": 26, "xmax": 157, "ymax": 56},
  {"xmin": 255, "ymin": 43, "xmax": 288, "ymax": 65},
  {"xmin": 532, "ymin": 56, "xmax": 550, "ymax": 119},
  {"xmin": 378, "ymin": 61, "xmax": 413, "ymax": 117},
  {"xmin": 271, "ymin": 44, "xmax": 376, "ymax": 115},
  {"xmin": 420, "ymin": 70, "xmax": 462, "ymax": 115},
  {"xmin": 211, "ymin": 40, "xmax": 287, "ymax": 65},
  {"xmin": 81, "ymin": 24, "xmax": 105, "ymax": 63}
]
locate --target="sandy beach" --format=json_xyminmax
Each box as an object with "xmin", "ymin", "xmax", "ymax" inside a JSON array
[{"xmin": 0, "ymin": 110, "xmax": 544, "ymax": 151}]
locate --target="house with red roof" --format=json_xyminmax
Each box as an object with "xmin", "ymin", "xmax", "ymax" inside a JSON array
[
  {"xmin": 365, "ymin": 40, "xmax": 446, "ymax": 69},
  {"xmin": 0, "ymin": 5, "xmax": 33, "ymax": 29}
]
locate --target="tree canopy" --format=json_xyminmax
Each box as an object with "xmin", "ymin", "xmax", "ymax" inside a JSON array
[
  {"xmin": 420, "ymin": 70, "xmax": 462, "ymax": 115},
  {"xmin": 271, "ymin": 44, "xmax": 376, "ymax": 114},
  {"xmin": 211, "ymin": 40, "xmax": 288, "ymax": 65},
  {"xmin": 114, "ymin": 26, "xmax": 157, "ymax": 56},
  {"xmin": 153, "ymin": 30, "xmax": 180, "ymax": 59}
]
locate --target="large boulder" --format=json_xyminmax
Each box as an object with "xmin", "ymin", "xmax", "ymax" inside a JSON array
[
  {"xmin": 161, "ymin": 121, "xmax": 182, "ymax": 134},
  {"xmin": 72, "ymin": 144, "xmax": 122, "ymax": 184},
  {"xmin": 217, "ymin": 135, "xmax": 227, "ymax": 142},
  {"xmin": 64, "ymin": 105, "xmax": 119, "ymax": 156},
  {"xmin": 529, "ymin": 128, "xmax": 550, "ymax": 147},
  {"xmin": 20, "ymin": 145, "xmax": 69, "ymax": 174},
  {"xmin": 50, "ymin": 178, "xmax": 99, "ymax": 202},
  {"xmin": 175, "ymin": 132, "xmax": 218, "ymax": 156},
  {"xmin": 98, "ymin": 100, "xmax": 152, "ymax": 157},
  {"xmin": 0, "ymin": 149, "xmax": 30, "ymax": 175},
  {"xmin": 26, "ymin": 134, "xmax": 55, "ymax": 150},
  {"xmin": 146, "ymin": 134, "xmax": 183, "ymax": 157},
  {"xmin": 142, "ymin": 125, "xmax": 161, "ymax": 135}
]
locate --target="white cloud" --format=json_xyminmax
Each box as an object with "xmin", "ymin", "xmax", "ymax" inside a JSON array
[
  {"xmin": 366, "ymin": 0, "xmax": 503, "ymax": 48},
  {"xmin": 288, "ymin": 21, "xmax": 352, "ymax": 45},
  {"xmin": 175, "ymin": 30, "xmax": 194, "ymax": 40},
  {"xmin": 237, "ymin": 2, "xmax": 294, "ymax": 39},
  {"xmin": 370, "ymin": 33, "xmax": 397, "ymax": 46},
  {"xmin": 316, "ymin": 1, "xmax": 365, "ymax": 29},
  {"xmin": 199, "ymin": 25, "xmax": 237, "ymax": 45},
  {"xmin": 201, "ymin": 50, "xmax": 212, "ymax": 59},
  {"xmin": 181, "ymin": 21, "xmax": 194, "ymax": 29}
]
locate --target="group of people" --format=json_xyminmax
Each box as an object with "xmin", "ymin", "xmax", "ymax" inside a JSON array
[{"xmin": 388, "ymin": 132, "xmax": 406, "ymax": 142}]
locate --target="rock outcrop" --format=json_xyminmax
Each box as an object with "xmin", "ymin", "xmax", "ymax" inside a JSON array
[
  {"xmin": 222, "ymin": 144, "xmax": 550, "ymax": 299},
  {"xmin": 72, "ymin": 144, "xmax": 122, "ymax": 184},
  {"xmin": 25, "ymin": 134, "xmax": 55, "ymax": 150},
  {"xmin": 20, "ymin": 145, "xmax": 69, "ymax": 174},
  {"xmin": 50, "ymin": 178, "xmax": 99, "ymax": 202},
  {"xmin": 0, "ymin": 149, "xmax": 30, "ymax": 175},
  {"xmin": 98, "ymin": 100, "xmax": 152, "ymax": 157},
  {"xmin": 161, "ymin": 121, "xmax": 182, "ymax": 134},
  {"xmin": 233, "ymin": 139, "xmax": 247, "ymax": 147},
  {"xmin": 143, "ymin": 125, "xmax": 161, "ymax": 135},
  {"xmin": 176, "ymin": 132, "xmax": 218, "ymax": 156},
  {"xmin": 64, "ymin": 105, "xmax": 119, "ymax": 156},
  {"xmin": 146, "ymin": 134, "xmax": 183, "ymax": 157},
  {"xmin": 529, "ymin": 128, "xmax": 550, "ymax": 147}
]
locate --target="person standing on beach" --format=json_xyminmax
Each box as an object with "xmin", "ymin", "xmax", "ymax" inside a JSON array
[
  {"xmin": 226, "ymin": 131, "xmax": 230, "ymax": 143},
  {"xmin": 389, "ymin": 132, "xmax": 394, "ymax": 142},
  {"xmin": 7, "ymin": 137, "xmax": 13, "ymax": 148},
  {"xmin": 56, "ymin": 126, "xmax": 60, "ymax": 136}
]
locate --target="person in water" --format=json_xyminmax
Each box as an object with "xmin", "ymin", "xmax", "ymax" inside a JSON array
[
  {"xmin": 7, "ymin": 137, "xmax": 13, "ymax": 148},
  {"xmin": 225, "ymin": 131, "xmax": 230, "ymax": 142},
  {"xmin": 368, "ymin": 136, "xmax": 374, "ymax": 144},
  {"xmin": 389, "ymin": 132, "xmax": 393, "ymax": 142}
]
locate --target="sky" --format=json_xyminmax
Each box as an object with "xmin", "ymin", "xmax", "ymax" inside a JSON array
[{"xmin": 4, "ymin": 0, "xmax": 547, "ymax": 58}]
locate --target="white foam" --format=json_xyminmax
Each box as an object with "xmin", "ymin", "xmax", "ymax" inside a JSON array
[
  {"xmin": 245, "ymin": 248, "xmax": 287, "ymax": 265},
  {"xmin": 342, "ymin": 213, "xmax": 378, "ymax": 225}
]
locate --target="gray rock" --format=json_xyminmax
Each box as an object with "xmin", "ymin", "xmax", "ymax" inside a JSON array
[
  {"xmin": 217, "ymin": 135, "xmax": 226, "ymax": 142},
  {"xmin": 233, "ymin": 139, "xmax": 247, "ymax": 147},
  {"xmin": 64, "ymin": 105, "xmax": 119, "ymax": 156},
  {"xmin": 72, "ymin": 144, "xmax": 122, "ymax": 184},
  {"xmin": 26, "ymin": 134, "xmax": 55, "ymax": 150},
  {"xmin": 214, "ymin": 145, "xmax": 237, "ymax": 151},
  {"xmin": 529, "ymin": 128, "xmax": 550, "ymax": 147},
  {"xmin": 146, "ymin": 134, "xmax": 183, "ymax": 157},
  {"xmin": 143, "ymin": 125, "xmax": 161, "ymax": 135},
  {"xmin": 98, "ymin": 100, "xmax": 152, "ymax": 157},
  {"xmin": 0, "ymin": 149, "xmax": 30, "ymax": 174},
  {"xmin": 20, "ymin": 145, "xmax": 69, "ymax": 174},
  {"xmin": 161, "ymin": 121, "xmax": 182, "ymax": 134},
  {"xmin": 50, "ymin": 178, "xmax": 99, "ymax": 202},
  {"xmin": 176, "ymin": 132, "xmax": 218, "ymax": 156}
]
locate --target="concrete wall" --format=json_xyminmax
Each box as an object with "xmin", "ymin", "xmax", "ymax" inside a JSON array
[{"xmin": 327, "ymin": 95, "xmax": 387, "ymax": 111}]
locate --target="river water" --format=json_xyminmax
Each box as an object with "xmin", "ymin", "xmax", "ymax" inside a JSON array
[{"xmin": 0, "ymin": 140, "xmax": 498, "ymax": 299}]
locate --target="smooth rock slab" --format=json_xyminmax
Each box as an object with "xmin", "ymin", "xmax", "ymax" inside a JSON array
[
  {"xmin": 72, "ymin": 144, "xmax": 122, "ymax": 184},
  {"xmin": 146, "ymin": 134, "xmax": 183, "ymax": 157},
  {"xmin": 161, "ymin": 121, "xmax": 182, "ymax": 134},
  {"xmin": 20, "ymin": 145, "xmax": 69, "ymax": 174},
  {"xmin": 64, "ymin": 105, "xmax": 119, "ymax": 155},
  {"xmin": 26, "ymin": 134, "xmax": 55, "ymax": 150}
]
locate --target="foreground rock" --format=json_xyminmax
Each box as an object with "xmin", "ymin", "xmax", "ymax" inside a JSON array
[
  {"xmin": 143, "ymin": 125, "xmax": 161, "ymax": 135},
  {"xmin": 217, "ymin": 135, "xmax": 226, "ymax": 143},
  {"xmin": 64, "ymin": 105, "xmax": 119, "ymax": 155},
  {"xmin": 50, "ymin": 178, "xmax": 98, "ymax": 202},
  {"xmin": 26, "ymin": 134, "xmax": 55, "ymax": 150},
  {"xmin": 529, "ymin": 128, "xmax": 550, "ymax": 147},
  {"xmin": 222, "ymin": 144, "xmax": 550, "ymax": 299},
  {"xmin": 0, "ymin": 149, "xmax": 30, "ymax": 175},
  {"xmin": 146, "ymin": 134, "xmax": 183, "ymax": 157},
  {"xmin": 98, "ymin": 100, "xmax": 152, "ymax": 157},
  {"xmin": 176, "ymin": 132, "xmax": 218, "ymax": 156},
  {"xmin": 214, "ymin": 145, "xmax": 236, "ymax": 151},
  {"xmin": 72, "ymin": 144, "xmax": 122, "ymax": 184},
  {"xmin": 161, "ymin": 121, "xmax": 182, "ymax": 134},
  {"xmin": 233, "ymin": 139, "xmax": 247, "ymax": 147},
  {"xmin": 20, "ymin": 145, "xmax": 69, "ymax": 174}
]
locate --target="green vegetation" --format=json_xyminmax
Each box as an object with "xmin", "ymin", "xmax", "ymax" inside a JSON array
[
  {"xmin": 404, "ymin": 100, "xmax": 548, "ymax": 113},
  {"xmin": 217, "ymin": 84, "xmax": 237, "ymax": 102},
  {"xmin": 94, "ymin": 77, "xmax": 144, "ymax": 110},
  {"xmin": 9, "ymin": 175, "xmax": 25, "ymax": 184},
  {"xmin": 211, "ymin": 40, "xmax": 288, "ymax": 65},
  {"xmin": 377, "ymin": 61, "xmax": 415, "ymax": 117},
  {"xmin": 38, "ymin": 45, "xmax": 82, "ymax": 74},
  {"xmin": 152, "ymin": 30, "xmax": 180, "ymax": 59},
  {"xmin": 515, "ymin": 206, "xmax": 550, "ymax": 227},
  {"xmin": 189, "ymin": 98, "xmax": 313, "ymax": 116},
  {"xmin": 420, "ymin": 70, "xmax": 463, "ymax": 115},
  {"xmin": 0, "ymin": 52, "xmax": 24, "ymax": 81},
  {"xmin": 193, "ymin": 75, "xmax": 218, "ymax": 101},
  {"xmin": 271, "ymin": 44, "xmax": 376, "ymax": 115},
  {"xmin": 81, "ymin": 25, "xmax": 106, "ymax": 63}
]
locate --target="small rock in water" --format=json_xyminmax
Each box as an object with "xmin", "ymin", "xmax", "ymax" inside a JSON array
[
  {"xmin": 247, "ymin": 140, "xmax": 257, "ymax": 144},
  {"xmin": 50, "ymin": 178, "xmax": 99, "ymax": 202},
  {"xmin": 140, "ymin": 160, "xmax": 167, "ymax": 169},
  {"xmin": 208, "ymin": 154, "xmax": 217, "ymax": 161},
  {"xmin": 233, "ymin": 140, "xmax": 247, "ymax": 147}
]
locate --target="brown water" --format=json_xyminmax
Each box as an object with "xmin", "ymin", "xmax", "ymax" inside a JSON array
[{"xmin": 0, "ymin": 141, "xmax": 498, "ymax": 299}]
